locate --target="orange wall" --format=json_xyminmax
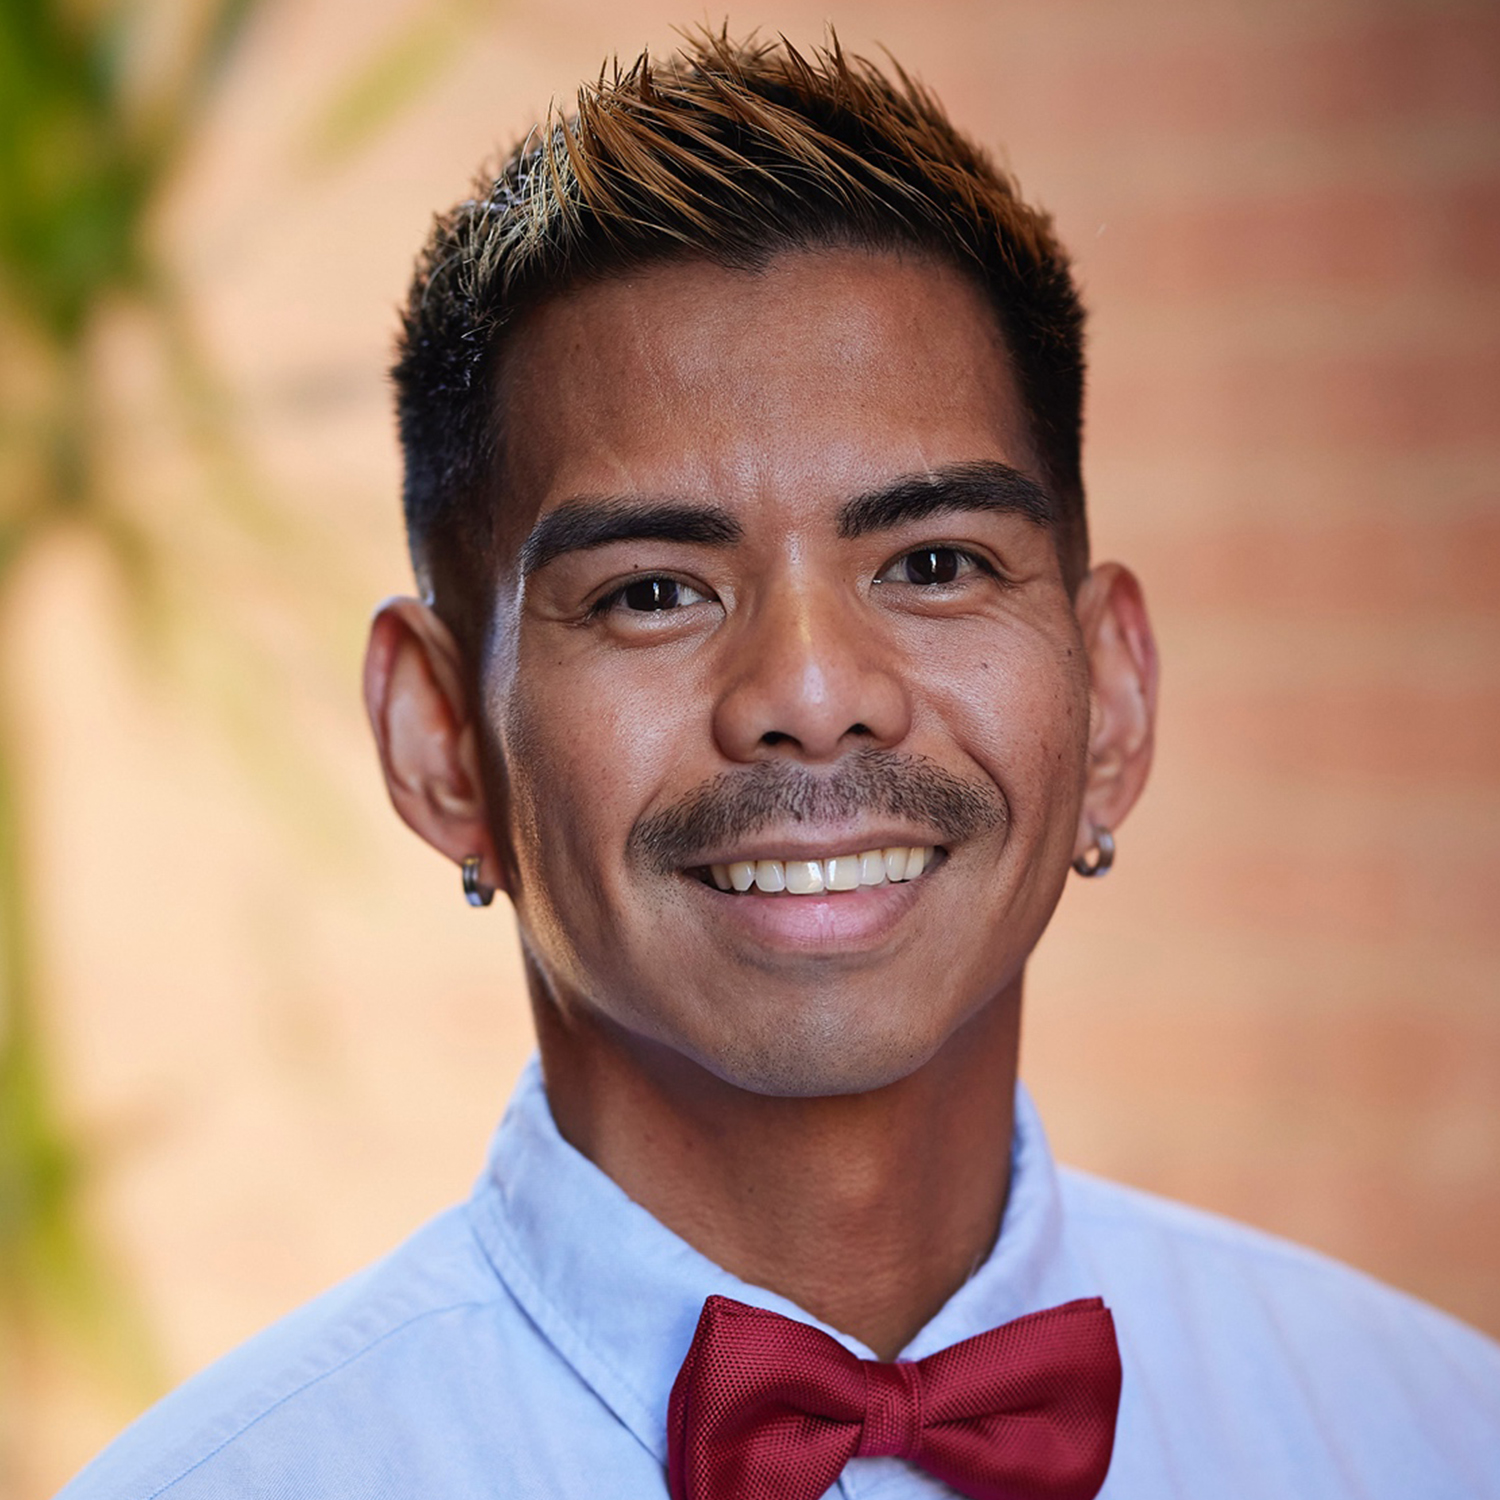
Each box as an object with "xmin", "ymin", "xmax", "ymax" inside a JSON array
[{"xmin": 14, "ymin": 1, "xmax": 1499, "ymax": 1494}]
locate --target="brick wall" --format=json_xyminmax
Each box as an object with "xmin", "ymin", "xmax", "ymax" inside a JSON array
[
  {"xmin": 21, "ymin": 0, "xmax": 1500, "ymax": 1493},
  {"xmin": 972, "ymin": 0, "xmax": 1500, "ymax": 1334}
]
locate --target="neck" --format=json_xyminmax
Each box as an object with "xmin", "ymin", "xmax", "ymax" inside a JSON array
[{"xmin": 536, "ymin": 981, "xmax": 1022, "ymax": 1361}]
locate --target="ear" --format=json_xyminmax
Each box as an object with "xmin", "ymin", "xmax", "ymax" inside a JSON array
[
  {"xmin": 363, "ymin": 597, "xmax": 507, "ymax": 897},
  {"xmin": 1071, "ymin": 562, "xmax": 1159, "ymax": 864}
]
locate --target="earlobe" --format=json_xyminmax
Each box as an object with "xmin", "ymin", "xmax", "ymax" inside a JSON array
[
  {"xmin": 1072, "ymin": 563, "xmax": 1158, "ymax": 864},
  {"xmin": 363, "ymin": 597, "xmax": 507, "ymax": 895}
]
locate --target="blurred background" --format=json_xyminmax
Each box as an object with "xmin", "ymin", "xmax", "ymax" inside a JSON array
[{"xmin": 2, "ymin": 0, "xmax": 1497, "ymax": 1492}]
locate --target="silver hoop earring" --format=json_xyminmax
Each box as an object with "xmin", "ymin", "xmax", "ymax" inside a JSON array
[
  {"xmin": 1072, "ymin": 828, "xmax": 1115, "ymax": 878},
  {"xmin": 461, "ymin": 855, "xmax": 495, "ymax": 907}
]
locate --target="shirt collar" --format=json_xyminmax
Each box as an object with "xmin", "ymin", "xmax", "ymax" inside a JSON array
[{"xmin": 466, "ymin": 1057, "xmax": 1080, "ymax": 1464}]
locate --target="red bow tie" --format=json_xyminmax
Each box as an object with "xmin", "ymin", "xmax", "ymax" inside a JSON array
[{"xmin": 668, "ymin": 1294, "xmax": 1121, "ymax": 1500}]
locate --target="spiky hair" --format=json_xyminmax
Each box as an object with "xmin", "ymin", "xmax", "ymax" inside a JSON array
[{"xmin": 393, "ymin": 30, "xmax": 1088, "ymax": 626}]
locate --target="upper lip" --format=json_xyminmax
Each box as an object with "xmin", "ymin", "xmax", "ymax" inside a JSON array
[{"xmin": 680, "ymin": 829, "xmax": 948, "ymax": 869}]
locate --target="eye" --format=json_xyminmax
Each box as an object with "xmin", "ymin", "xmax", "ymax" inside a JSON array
[
  {"xmin": 877, "ymin": 546, "xmax": 986, "ymax": 587},
  {"xmin": 601, "ymin": 576, "xmax": 711, "ymax": 613}
]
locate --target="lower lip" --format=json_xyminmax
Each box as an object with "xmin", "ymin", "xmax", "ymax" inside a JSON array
[{"xmin": 684, "ymin": 866, "xmax": 935, "ymax": 952}]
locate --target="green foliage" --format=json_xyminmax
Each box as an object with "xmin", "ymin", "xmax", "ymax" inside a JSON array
[
  {"xmin": 0, "ymin": 0, "xmax": 258, "ymax": 340},
  {"xmin": 0, "ymin": 697, "xmax": 79, "ymax": 1325},
  {"xmin": 0, "ymin": 0, "xmax": 266, "ymax": 1442},
  {"xmin": 0, "ymin": 0, "xmax": 500, "ymax": 1470}
]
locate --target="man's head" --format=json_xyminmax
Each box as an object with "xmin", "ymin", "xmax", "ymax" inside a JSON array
[
  {"xmin": 391, "ymin": 31, "xmax": 1088, "ymax": 643},
  {"xmin": 365, "ymin": 34, "xmax": 1156, "ymax": 1103}
]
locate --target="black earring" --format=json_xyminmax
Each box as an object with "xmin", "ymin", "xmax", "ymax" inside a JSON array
[
  {"xmin": 1072, "ymin": 828, "xmax": 1115, "ymax": 878},
  {"xmin": 462, "ymin": 855, "xmax": 495, "ymax": 907}
]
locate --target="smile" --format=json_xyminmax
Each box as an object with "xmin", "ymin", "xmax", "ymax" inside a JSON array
[{"xmin": 704, "ymin": 846, "xmax": 937, "ymax": 896}]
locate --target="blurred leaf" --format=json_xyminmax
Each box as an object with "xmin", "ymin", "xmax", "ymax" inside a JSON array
[
  {"xmin": 0, "ymin": 693, "xmax": 158, "ymax": 1395},
  {"xmin": 0, "ymin": 0, "xmax": 149, "ymax": 342},
  {"xmin": 0, "ymin": 0, "xmax": 500, "ymax": 1466},
  {"xmin": 133, "ymin": 0, "xmax": 263, "ymax": 177},
  {"xmin": 303, "ymin": 0, "xmax": 494, "ymax": 167},
  {"xmin": 0, "ymin": 0, "xmax": 270, "ymax": 1436}
]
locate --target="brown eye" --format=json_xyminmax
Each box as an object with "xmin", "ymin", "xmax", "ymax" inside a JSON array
[
  {"xmin": 622, "ymin": 578, "xmax": 682, "ymax": 611},
  {"xmin": 902, "ymin": 548, "xmax": 963, "ymax": 585},
  {"xmin": 603, "ymin": 576, "xmax": 712, "ymax": 615},
  {"xmin": 873, "ymin": 545, "xmax": 992, "ymax": 593}
]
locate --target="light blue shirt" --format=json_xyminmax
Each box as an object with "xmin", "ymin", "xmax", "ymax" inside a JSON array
[{"xmin": 61, "ymin": 1059, "xmax": 1500, "ymax": 1498}]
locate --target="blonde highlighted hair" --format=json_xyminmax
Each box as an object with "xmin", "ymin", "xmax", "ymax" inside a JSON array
[{"xmin": 394, "ymin": 29, "xmax": 1088, "ymax": 618}]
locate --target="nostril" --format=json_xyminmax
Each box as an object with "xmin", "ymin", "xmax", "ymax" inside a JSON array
[{"xmin": 757, "ymin": 723, "xmax": 871, "ymax": 751}]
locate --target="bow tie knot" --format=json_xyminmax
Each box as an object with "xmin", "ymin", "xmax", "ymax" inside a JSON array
[
  {"xmin": 857, "ymin": 1358, "xmax": 924, "ymax": 1460},
  {"xmin": 668, "ymin": 1294, "xmax": 1122, "ymax": 1500}
]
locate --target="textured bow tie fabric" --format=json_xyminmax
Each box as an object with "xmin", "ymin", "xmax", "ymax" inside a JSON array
[{"xmin": 667, "ymin": 1294, "xmax": 1122, "ymax": 1500}]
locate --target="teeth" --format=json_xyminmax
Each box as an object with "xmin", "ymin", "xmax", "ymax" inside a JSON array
[{"xmin": 707, "ymin": 847, "xmax": 936, "ymax": 895}]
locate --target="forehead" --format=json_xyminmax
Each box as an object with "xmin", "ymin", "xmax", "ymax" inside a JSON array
[{"xmin": 493, "ymin": 248, "xmax": 1039, "ymax": 545}]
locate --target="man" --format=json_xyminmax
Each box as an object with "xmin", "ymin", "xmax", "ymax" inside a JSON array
[{"xmin": 62, "ymin": 30, "xmax": 1500, "ymax": 1500}]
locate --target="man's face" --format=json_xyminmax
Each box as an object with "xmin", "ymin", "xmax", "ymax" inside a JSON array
[{"xmin": 482, "ymin": 249, "xmax": 1092, "ymax": 1096}]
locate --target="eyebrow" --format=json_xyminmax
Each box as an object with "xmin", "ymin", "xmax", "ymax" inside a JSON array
[
  {"xmin": 519, "ymin": 500, "xmax": 744, "ymax": 575},
  {"xmin": 836, "ymin": 461, "xmax": 1057, "ymax": 539},
  {"xmin": 519, "ymin": 460, "xmax": 1054, "ymax": 574}
]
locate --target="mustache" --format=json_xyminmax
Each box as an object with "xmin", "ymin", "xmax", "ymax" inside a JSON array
[{"xmin": 628, "ymin": 750, "xmax": 1008, "ymax": 874}]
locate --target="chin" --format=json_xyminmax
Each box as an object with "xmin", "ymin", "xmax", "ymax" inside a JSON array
[{"xmin": 686, "ymin": 1005, "xmax": 950, "ymax": 1099}]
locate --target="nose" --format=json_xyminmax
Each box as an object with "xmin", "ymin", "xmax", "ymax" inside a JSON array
[{"xmin": 712, "ymin": 577, "xmax": 912, "ymax": 763}]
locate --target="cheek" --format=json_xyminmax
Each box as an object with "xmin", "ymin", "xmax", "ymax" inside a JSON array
[
  {"xmin": 925, "ymin": 623, "xmax": 1091, "ymax": 826},
  {"xmin": 497, "ymin": 648, "xmax": 701, "ymax": 900}
]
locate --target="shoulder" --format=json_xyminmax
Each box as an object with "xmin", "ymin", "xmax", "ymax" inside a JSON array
[
  {"xmin": 1061, "ymin": 1164, "xmax": 1493, "ymax": 1343},
  {"xmin": 1060, "ymin": 1164, "xmax": 1500, "ymax": 1374},
  {"xmin": 1059, "ymin": 1168, "xmax": 1500, "ymax": 1498},
  {"xmin": 57, "ymin": 1202, "xmax": 570, "ymax": 1500}
]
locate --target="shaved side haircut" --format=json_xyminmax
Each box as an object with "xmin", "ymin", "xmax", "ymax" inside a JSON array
[{"xmin": 392, "ymin": 30, "xmax": 1089, "ymax": 639}]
